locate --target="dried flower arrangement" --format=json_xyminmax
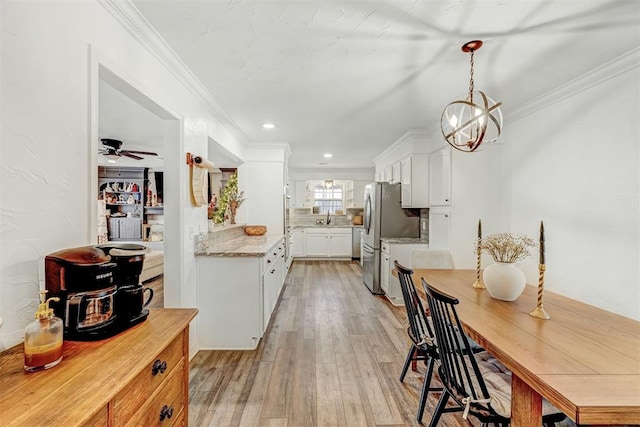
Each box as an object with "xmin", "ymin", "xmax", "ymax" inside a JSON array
[{"xmin": 479, "ymin": 232, "xmax": 537, "ymax": 263}]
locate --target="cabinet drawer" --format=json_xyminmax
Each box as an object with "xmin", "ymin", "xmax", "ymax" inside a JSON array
[
  {"xmin": 113, "ymin": 332, "xmax": 184, "ymax": 423},
  {"xmin": 262, "ymin": 240, "xmax": 284, "ymax": 270},
  {"xmin": 126, "ymin": 359, "xmax": 185, "ymax": 426}
]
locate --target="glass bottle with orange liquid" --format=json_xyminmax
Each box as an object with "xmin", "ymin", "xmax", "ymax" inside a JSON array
[{"xmin": 24, "ymin": 290, "xmax": 63, "ymax": 372}]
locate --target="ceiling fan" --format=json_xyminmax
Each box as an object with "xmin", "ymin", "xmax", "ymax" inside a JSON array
[{"xmin": 99, "ymin": 138, "xmax": 158, "ymax": 160}]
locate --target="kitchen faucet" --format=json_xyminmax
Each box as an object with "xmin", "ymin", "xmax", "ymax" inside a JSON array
[{"xmin": 326, "ymin": 211, "xmax": 331, "ymax": 225}]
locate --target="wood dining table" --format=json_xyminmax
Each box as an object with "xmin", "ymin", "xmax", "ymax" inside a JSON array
[{"xmin": 409, "ymin": 269, "xmax": 640, "ymax": 426}]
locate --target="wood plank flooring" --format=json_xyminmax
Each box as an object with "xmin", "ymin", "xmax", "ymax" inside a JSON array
[{"xmin": 187, "ymin": 261, "xmax": 477, "ymax": 427}]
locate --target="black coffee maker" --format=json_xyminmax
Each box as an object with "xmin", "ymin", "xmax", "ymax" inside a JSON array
[
  {"xmin": 45, "ymin": 244, "xmax": 152, "ymax": 341},
  {"xmin": 97, "ymin": 243, "xmax": 152, "ymax": 325}
]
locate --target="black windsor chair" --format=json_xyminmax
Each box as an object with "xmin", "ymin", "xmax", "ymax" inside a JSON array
[
  {"xmin": 421, "ymin": 278, "xmax": 567, "ymax": 427},
  {"xmin": 394, "ymin": 261, "xmax": 458, "ymax": 423}
]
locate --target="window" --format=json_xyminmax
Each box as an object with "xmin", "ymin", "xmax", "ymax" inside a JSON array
[{"xmin": 313, "ymin": 181, "xmax": 343, "ymax": 214}]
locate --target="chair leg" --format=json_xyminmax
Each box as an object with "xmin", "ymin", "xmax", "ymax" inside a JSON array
[
  {"xmin": 427, "ymin": 389, "xmax": 450, "ymax": 427},
  {"xmin": 399, "ymin": 344, "xmax": 416, "ymax": 382},
  {"xmin": 416, "ymin": 356, "xmax": 436, "ymax": 423}
]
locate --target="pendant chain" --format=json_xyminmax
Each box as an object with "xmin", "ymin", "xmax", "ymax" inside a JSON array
[{"xmin": 468, "ymin": 49, "xmax": 475, "ymax": 101}]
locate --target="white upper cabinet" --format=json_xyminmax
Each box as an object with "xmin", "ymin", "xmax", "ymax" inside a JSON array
[
  {"xmin": 383, "ymin": 166, "xmax": 392, "ymax": 183},
  {"xmin": 391, "ymin": 162, "xmax": 401, "ymax": 183},
  {"xmin": 352, "ymin": 181, "xmax": 366, "ymax": 208},
  {"xmin": 429, "ymin": 147, "xmax": 451, "ymax": 206},
  {"xmin": 400, "ymin": 154, "xmax": 429, "ymax": 208}
]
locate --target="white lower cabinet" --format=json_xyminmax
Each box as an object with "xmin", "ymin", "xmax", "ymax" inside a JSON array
[
  {"xmin": 381, "ymin": 250, "xmax": 391, "ymax": 295},
  {"xmin": 196, "ymin": 238, "xmax": 285, "ymax": 350},
  {"xmin": 301, "ymin": 227, "xmax": 352, "ymax": 258},
  {"xmin": 292, "ymin": 228, "xmax": 305, "ymax": 256},
  {"xmin": 381, "ymin": 241, "xmax": 429, "ymax": 306}
]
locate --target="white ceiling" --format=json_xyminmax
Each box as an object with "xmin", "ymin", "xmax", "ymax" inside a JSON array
[{"xmin": 125, "ymin": 0, "xmax": 638, "ymax": 169}]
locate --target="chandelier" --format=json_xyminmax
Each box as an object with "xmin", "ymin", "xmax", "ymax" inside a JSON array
[{"xmin": 441, "ymin": 40, "xmax": 503, "ymax": 152}]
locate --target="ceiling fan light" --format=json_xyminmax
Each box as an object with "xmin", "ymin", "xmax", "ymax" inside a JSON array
[{"xmin": 104, "ymin": 153, "xmax": 120, "ymax": 160}]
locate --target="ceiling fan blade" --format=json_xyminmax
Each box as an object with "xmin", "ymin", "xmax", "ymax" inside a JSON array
[
  {"xmin": 122, "ymin": 152, "xmax": 144, "ymax": 160},
  {"xmin": 122, "ymin": 150, "xmax": 158, "ymax": 156}
]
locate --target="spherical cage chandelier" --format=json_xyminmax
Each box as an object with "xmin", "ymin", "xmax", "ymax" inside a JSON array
[{"xmin": 441, "ymin": 40, "xmax": 503, "ymax": 153}]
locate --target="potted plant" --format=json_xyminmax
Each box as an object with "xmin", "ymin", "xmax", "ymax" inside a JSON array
[
  {"xmin": 214, "ymin": 172, "xmax": 245, "ymax": 225},
  {"xmin": 479, "ymin": 232, "xmax": 536, "ymax": 301}
]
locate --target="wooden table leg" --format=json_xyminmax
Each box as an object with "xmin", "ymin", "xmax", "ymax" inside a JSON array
[{"xmin": 511, "ymin": 375, "xmax": 542, "ymax": 427}]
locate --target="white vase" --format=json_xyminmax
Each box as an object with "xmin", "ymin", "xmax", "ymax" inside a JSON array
[{"xmin": 482, "ymin": 262, "xmax": 526, "ymax": 301}]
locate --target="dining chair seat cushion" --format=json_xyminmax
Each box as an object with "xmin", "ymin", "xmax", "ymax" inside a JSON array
[{"xmin": 469, "ymin": 351, "xmax": 563, "ymax": 418}]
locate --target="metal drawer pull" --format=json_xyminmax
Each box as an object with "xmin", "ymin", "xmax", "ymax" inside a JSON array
[
  {"xmin": 159, "ymin": 404, "xmax": 174, "ymax": 422},
  {"xmin": 152, "ymin": 359, "xmax": 167, "ymax": 376}
]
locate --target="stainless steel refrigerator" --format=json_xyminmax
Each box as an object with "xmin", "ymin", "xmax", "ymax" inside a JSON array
[{"xmin": 362, "ymin": 182, "xmax": 420, "ymax": 294}]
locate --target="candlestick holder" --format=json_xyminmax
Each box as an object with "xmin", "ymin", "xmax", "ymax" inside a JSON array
[
  {"xmin": 529, "ymin": 264, "xmax": 550, "ymax": 319},
  {"xmin": 472, "ymin": 245, "xmax": 485, "ymax": 289}
]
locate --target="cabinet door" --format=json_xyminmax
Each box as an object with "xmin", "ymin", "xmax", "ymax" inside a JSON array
[
  {"xmin": 121, "ymin": 218, "xmax": 142, "ymax": 240},
  {"xmin": 380, "ymin": 252, "xmax": 390, "ymax": 294},
  {"xmin": 391, "ymin": 162, "xmax": 401, "ymax": 183},
  {"xmin": 375, "ymin": 170, "xmax": 383, "ymax": 182},
  {"xmin": 352, "ymin": 181, "xmax": 366, "ymax": 208},
  {"xmin": 400, "ymin": 156, "xmax": 412, "ymax": 207},
  {"xmin": 383, "ymin": 166, "xmax": 392, "ymax": 183},
  {"xmin": 108, "ymin": 218, "xmax": 120, "ymax": 240},
  {"xmin": 328, "ymin": 232, "xmax": 351, "ymax": 257},
  {"xmin": 263, "ymin": 266, "xmax": 277, "ymax": 332},
  {"xmin": 305, "ymin": 231, "xmax": 329, "ymax": 256},
  {"xmin": 429, "ymin": 209, "xmax": 451, "ymax": 250},
  {"xmin": 292, "ymin": 229, "xmax": 306, "ymax": 256},
  {"xmin": 429, "ymin": 147, "xmax": 451, "ymax": 206}
]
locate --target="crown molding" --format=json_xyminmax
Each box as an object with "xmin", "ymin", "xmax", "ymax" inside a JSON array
[
  {"xmin": 509, "ymin": 47, "xmax": 640, "ymax": 123},
  {"xmin": 372, "ymin": 129, "xmax": 432, "ymax": 162},
  {"xmin": 99, "ymin": 0, "xmax": 247, "ymax": 144}
]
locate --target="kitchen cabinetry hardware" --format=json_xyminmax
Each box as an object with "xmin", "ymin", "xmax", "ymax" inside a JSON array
[
  {"xmin": 159, "ymin": 404, "xmax": 174, "ymax": 422},
  {"xmin": 152, "ymin": 359, "xmax": 167, "ymax": 376}
]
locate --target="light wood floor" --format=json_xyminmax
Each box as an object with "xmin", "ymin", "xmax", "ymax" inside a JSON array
[{"xmin": 186, "ymin": 260, "xmax": 477, "ymax": 427}]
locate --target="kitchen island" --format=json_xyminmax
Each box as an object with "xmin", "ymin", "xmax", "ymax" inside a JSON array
[
  {"xmin": 0, "ymin": 308, "xmax": 197, "ymax": 426},
  {"xmin": 196, "ymin": 230, "xmax": 286, "ymax": 350}
]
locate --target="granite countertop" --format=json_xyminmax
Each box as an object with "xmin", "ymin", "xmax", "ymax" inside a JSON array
[
  {"xmin": 293, "ymin": 225, "xmax": 362, "ymax": 229},
  {"xmin": 381, "ymin": 237, "xmax": 429, "ymax": 244},
  {"xmin": 195, "ymin": 235, "xmax": 284, "ymax": 257}
]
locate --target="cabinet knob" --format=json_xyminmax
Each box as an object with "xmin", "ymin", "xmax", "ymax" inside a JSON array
[
  {"xmin": 152, "ymin": 359, "xmax": 167, "ymax": 376},
  {"xmin": 159, "ymin": 405, "xmax": 174, "ymax": 422},
  {"xmin": 267, "ymin": 259, "xmax": 271, "ymax": 263},
  {"xmin": 271, "ymin": 269, "xmax": 276, "ymax": 274},
  {"xmin": 445, "ymin": 199, "xmax": 449, "ymax": 202},
  {"xmin": 273, "ymin": 252, "xmax": 277, "ymax": 255}
]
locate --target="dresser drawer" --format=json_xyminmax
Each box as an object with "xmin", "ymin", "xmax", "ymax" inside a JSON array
[
  {"xmin": 112, "ymin": 332, "xmax": 184, "ymax": 423},
  {"xmin": 126, "ymin": 359, "xmax": 185, "ymax": 426}
]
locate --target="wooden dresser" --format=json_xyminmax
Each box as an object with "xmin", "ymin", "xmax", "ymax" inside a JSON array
[{"xmin": 0, "ymin": 308, "xmax": 197, "ymax": 426}]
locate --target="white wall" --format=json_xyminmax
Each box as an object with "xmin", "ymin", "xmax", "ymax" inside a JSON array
[
  {"xmin": 0, "ymin": 1, "xmax": 246, "ymax": 350},
  {"xmin": 448, "ymin": 60, "xmax": 639, "ymax": 320},
  {"xmin": 502, "ymin": 66, "xmax": 640, "ymax": 320}
]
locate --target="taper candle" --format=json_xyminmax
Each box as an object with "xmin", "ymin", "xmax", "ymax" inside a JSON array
[
  {"xmin": 472, "ymin": 219, "xmax": 485, "ymax": 289},
  {"xmin": 539, "ymin": 221, "xmax": 545, "ymax": 265}
]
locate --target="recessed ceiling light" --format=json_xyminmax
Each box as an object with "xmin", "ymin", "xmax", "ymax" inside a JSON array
[
  {"xmin": 323, "ymin": 153, "xmax": 333, "ymax": 158},
  {"xmin": 262, "ymin": 123, "xmax": 275, "ymax": 129}
]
